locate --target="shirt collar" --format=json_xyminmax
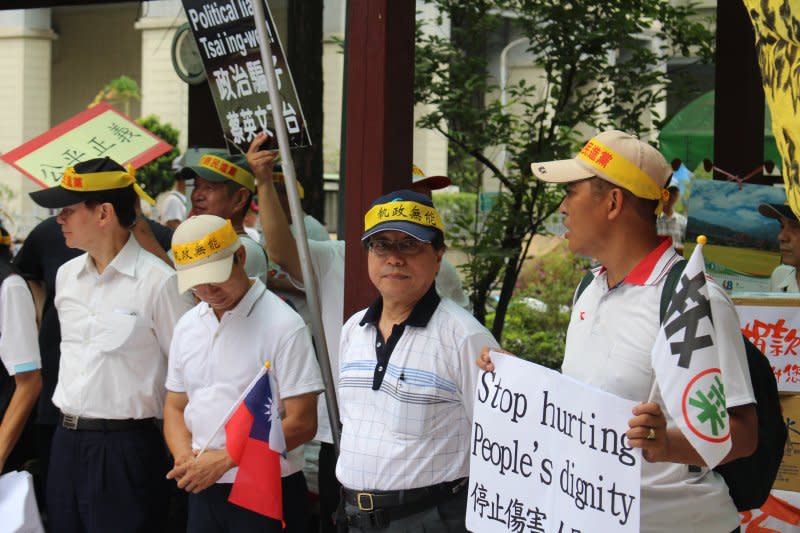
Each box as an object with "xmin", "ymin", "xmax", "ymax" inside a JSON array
[
  {"xmin": 359, "ymin": 283, "xmax": 441, "ymax": 328},
  {"xmin": 595, "ymin": 236, "xmax": 680, "ymax": 287},
  {"xmin": 77, "ymin": 233, "xmax": 139, "ymax": 279}
]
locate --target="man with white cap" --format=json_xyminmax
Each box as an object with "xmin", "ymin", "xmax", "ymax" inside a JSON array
[
  {"xmin": 478, "ymin": 130, "xmax": 756, "ymax": 533},
  {"xmin": 163, "ymin": 214, "xmax": 324, "ymax": 533},
  {"xmin": 759, "ymin": 202, "xmax": 800, "ymax": 292},
  {"xmin": 28, "ymin": 157, "xmax": 193, "ymax": 532}
]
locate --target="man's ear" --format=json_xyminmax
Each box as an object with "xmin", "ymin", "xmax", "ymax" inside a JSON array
[
  {"xmin": 607, "ymin": 188, "xmax": 624, "ymax": 220},
  {"xmin": 235, "ymin": 243, "xmax": 247, "ymax": 265},
  {"xmin": 233, "ymin": 188, "xmax": 251, "ymax": 215},
  {"xmin": 97, "ymin": 202, "xmax": 115, "ymax": 227}
]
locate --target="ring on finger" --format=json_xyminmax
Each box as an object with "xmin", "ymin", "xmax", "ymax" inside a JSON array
[{"xmin": 646, "ymin": 427, "xmax": 656, "ymax": 440}]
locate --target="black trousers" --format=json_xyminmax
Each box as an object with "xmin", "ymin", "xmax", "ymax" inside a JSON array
[
  {"xmin": 46, "ymin": 423, "xmax": 170, "ymax": 533},
  {"xmin": 187, "ymin": 470, "xmax": 310, "ymax": 533}
]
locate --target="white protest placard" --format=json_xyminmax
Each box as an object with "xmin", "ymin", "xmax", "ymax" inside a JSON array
[
  {"xmin": 467, "ymin": 352, "xmax": 641, "ymax": 533},
  {"xmin": 0, "ymin": 470, "xmax": 45, "ymax": 533},
  {"xmin": 734, "ymin": 296, "xmax": 800, "ymax": 392}
]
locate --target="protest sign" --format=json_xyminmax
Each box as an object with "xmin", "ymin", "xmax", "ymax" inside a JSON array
[
  {"xmin": 180, "ymin": 0, "xmax": 310, "ymax": 154},
  {"xmin": 467, "ymin": 352, "xmax": 641, "ymax": 533},
  {"xmin": 734, "ymin": 296, "xmax": 800, "ymax": 392},
  {"xmin": 1, "ymin": 103, "xmax": 171, "ymax": 189}
]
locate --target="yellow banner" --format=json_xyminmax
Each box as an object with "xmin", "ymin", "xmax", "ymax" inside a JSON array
[
  {"xmin": 745, "ymin": 0, "xmax": 800, "ymax": 218},
  {"xmin": 198, "ymin": 155, "xmax": 255, "ymax": 192},
  {"xmin": 172, "ymin": 220, "xmax": 238, "ymax": 267},
  {"xmin": 364, "ymin": 201, "xmax": 444, "ymax": 233}
]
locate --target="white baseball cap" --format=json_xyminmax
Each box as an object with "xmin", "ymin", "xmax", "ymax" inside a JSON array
[
  {"xmin": 531, "ymin": 130, "xmax": 672, "ymax": 206},
  {"xmin": 171, "ymin": 215, "xmax": 242, "ymax": 293}
]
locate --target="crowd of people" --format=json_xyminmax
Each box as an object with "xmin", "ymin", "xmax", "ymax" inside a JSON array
[{"xmin": 0, "ymin": 129, "xmax": 770, "ymax": 532}]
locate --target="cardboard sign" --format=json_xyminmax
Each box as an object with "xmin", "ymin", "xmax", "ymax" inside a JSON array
[
  {"xmin": 466, "ymin": 352, "xmax": 641, "ymax": 533},
  {"xmin": 734, "ymin": 296, "xmax": 800, "ymax": 392},
  {"xmin": 0, "ymin": 103, "xmax": 171, "ymax": 189},
  {"xmin": 180, "ymin": 0, "xmax": 310, "ymax": 154}
]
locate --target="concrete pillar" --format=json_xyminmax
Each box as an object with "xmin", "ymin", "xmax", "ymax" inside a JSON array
[
  {"xmin": 135, "ymin": 0, "xmax": 189, "ymax": 151},
  {"xmin": 0, "ymin": 9, "xmax": 56, "ymax": 235}
]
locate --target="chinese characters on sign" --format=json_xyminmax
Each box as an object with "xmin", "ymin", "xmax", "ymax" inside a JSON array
[
  {"xmin": 0, "ymin": 103, "xmax": 171, "ymax": 189},
  {"xmin": 736, "ymin": 301, "xmax": 800, "ymax": 392},
  {"xmin": 466, "ymin": 352, "xmax": 641, "ymax": 533},
  {"xmin": 180, "ymin": 0, "xmax": 310, "ymax": 154}
]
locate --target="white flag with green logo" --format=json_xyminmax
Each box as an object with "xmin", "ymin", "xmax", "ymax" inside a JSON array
[{"xmin": 651, "ymin": 242, "xmax": 731, "ymax": 468}]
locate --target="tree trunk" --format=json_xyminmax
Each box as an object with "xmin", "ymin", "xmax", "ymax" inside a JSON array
[{"xmin": 288, "ymin": 0, "xmax": 324, "ymax": 221}]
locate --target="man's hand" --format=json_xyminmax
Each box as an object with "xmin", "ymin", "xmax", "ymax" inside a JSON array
[
  {"xmin": 165, "ymin": 449, "xmax": 197, "ymax": 484},
  {"xmin": 174, "ymin": 449, "xmax": 235, "ymax": 494},
  {"xmin": 626, "ymin": 401, "xmax": 670, "ymax": 463},
  {"xmin": 246, "ymin": 133, "xmax": 279, "ymax": 185},
  {"xmin": 475, "ymin": 346, "xmax": 513, "ymax": 372}
]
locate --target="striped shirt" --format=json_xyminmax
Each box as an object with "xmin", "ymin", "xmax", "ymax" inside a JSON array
[{"xmin": 336, "ymin": 286, "xmax": 498, "ymax": 491}]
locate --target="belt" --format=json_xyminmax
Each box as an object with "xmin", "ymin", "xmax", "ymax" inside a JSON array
[
  {"xmin": 59, "ymin": 413, "xmax": 156, "ymax": 432},
  {"xmin": 342, "ymin": 478, "xmax": 467, "ymax": 528}
]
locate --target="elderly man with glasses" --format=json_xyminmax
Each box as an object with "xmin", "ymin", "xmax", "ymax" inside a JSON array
[{"xmin": 330, "ymin": 189, "xmax": 498, "ymax": 531}]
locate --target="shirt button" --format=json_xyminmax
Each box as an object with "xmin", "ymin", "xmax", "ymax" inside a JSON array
[
  {"xmin": 376, "ymin": 342, "xmax": 382, "ymax": 347},
  {"xmin": 377, "ymin": 366, "xmax": 384, "ymax": 372}
]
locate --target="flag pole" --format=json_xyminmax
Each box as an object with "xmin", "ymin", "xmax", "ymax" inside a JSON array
[
  {"xmin": 251, "ymin": 0, "xmax": 341, "ymax": 453},
  {"xmin": 196, "ymin": 364, "xmax": 268, "ymax": 457}
]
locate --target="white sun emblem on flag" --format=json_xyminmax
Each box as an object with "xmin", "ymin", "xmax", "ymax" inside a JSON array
[{"xmin": 263, "ymin": 396, "xmax": 273, "ymax": 420}]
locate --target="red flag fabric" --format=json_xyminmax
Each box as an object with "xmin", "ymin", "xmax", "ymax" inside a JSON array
[{"xmin": 225, "ymin": 369, "xmax": 283, "ymax": 520}]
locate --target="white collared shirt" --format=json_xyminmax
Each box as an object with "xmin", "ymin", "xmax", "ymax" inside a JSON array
[
  {"xmin": 166, "ymin": 279, "xmax": 324, "ymax": 481},
  {"xmin": 0, "ymin": 274, "xmax": 40, "ymax": 375},
  {"xmin": 54, "ymin": 235, "xmax": 192, "ymax": 419},
  {"xmin": 336, "ymin": 298, "xmax": 498, "ymax": 491},
  {"xmin": 565, "ymin": 238, "xmax": 754, "ymax": 532}
]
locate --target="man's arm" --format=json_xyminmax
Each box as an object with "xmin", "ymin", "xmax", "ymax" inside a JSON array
[
  {"xmin": 163, "ymin": 391, "xmax": 195, "ymax": 481},
  {"xmin": 247, "ymin": 133, "xmax": 303, "ymax": 281},
  {"xmin": 131, "ymin": 215, "xmax": 173, "ymax": 267},
  {"xmin": 627, "ymin": 401, "xmax": 757, "ymax": 465},
  {"xmin": 0, "ymin": 370, "xmax": 42, "ymax": 472},
  {"xmin": 281, "ymin": 392, "xmax": 319, "ymax": 451}
]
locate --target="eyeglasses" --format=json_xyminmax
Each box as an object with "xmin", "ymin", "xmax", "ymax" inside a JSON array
[{"xmin": 367, "ymin": 238, "xmax": 428, "ymax": 256}]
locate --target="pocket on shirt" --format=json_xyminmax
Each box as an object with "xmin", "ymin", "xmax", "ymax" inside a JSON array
[
  {"xmin": 389, "ymin": 379, "xmax": 435, "ymax": 438},
  {"xmin": 96, "ymin": 310, "xmax": 152, "ymax": 354}
]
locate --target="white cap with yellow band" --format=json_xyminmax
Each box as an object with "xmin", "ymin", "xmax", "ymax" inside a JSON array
[
  {"xmin": 530, "ymin": 130, "xmax": 673, "ymax": 213},
  {"xmin": 171, "ymin": 215, "xmax": 242, "ymax": 294}
]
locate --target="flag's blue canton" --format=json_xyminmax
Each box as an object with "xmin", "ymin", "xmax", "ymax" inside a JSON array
[{"xmin": 244, "ymin": 373, "xmax": 272, "ymax": 442}]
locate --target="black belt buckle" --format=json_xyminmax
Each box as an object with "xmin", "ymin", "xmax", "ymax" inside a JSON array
[
  {"xmin": 62, "ymin": 414, "xmax": 79, "ymax": 430},
  {"xmin": 357, "ymin": 492, "xmax": 374, "ymax": 511}
]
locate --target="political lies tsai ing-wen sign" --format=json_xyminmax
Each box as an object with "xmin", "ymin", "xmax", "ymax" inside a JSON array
[
  {"xmin": 467, "ymin": 352, "xmax": 641, "ymax": 533},
  {"xmin": 180, "ymin": 0, "xmax": 311, "ymax": 153}
]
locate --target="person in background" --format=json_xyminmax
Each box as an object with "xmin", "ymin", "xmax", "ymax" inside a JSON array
[
  {"xmin": 656, "ymin": 184, "xmax": 687, "ymax": 255},
  {"xmin": 0, "ymin": 224, "xmax": 42, "ymax": 474},
  {"xmin": 29, "ymin": 157, "xmax": 192, "ymax": 532},
  {"xmin": 179, "ymin": 152, "xmax": 268, "ymax": 283},
  {"xmin": 157, "ymin": 173, "xmax": 189, "ymax": 230},
  {"xmin": 759, "ymin": 202, "xmax": 800, "ymax": 292}
]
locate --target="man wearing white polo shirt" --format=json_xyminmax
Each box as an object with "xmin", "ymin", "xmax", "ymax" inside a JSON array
[
  {"xmin": 163, "ymin": 215, "xmax": 324, "ymax": 533},
  {"xmin": 480, "ymin": 130, "xmax": 756, "ymax": 533}
]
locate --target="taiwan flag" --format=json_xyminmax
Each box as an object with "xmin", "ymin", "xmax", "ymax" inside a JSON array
[{"xmin": 225, "ymin": 365, "xmax": 286, "ymax": 520}]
